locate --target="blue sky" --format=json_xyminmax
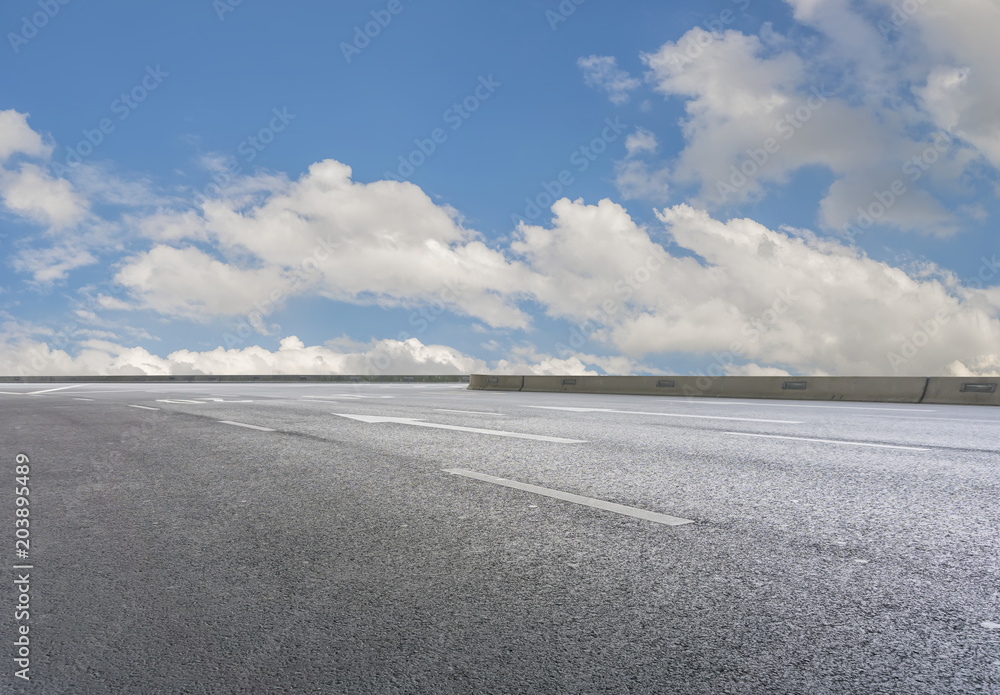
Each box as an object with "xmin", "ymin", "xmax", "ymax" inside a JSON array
[{"xmin": 1, "ymin": 0, "xmax": 998, "ymax": 377}]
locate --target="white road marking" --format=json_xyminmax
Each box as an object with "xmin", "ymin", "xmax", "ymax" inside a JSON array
[
  {"xmin": 527, "ymin": 405, "xmax": 800, "ymax": 424},
  {"xmin": 443, "ymin": 468, "xmax": 694, "ymax": 526},
  {"xmin": 434, "ymin": 409, "xmax": 505, "ymax": 416},
  {"xmin": 26, "ymin": 384, "xmax": 84, "ymax": 395},
  {"xmin": 680, "ymin": 401, "xmax": 936, "ymax": 412},
  {"xmin": 73, "ymin": 398, "xmax": 94, "ymax": 401},
  {"xmin": 50, "ymin": 389, "xmax": 150, "ymax": 394},
  {"xmin": 854, "ymin": 414, "xmax": 1000, "ymax": 424},
  {"xmin": 127, "ymin": 404, "xmax": 160, "ymax": 411},
  {"xmin": 724, "ymin": 432, "xmax": 930, "ymax": 451},
  {"xmin": 155, "ymin": 397, "xmax": 252, "ymax": 404},
  {"xmin": 219, "ymin": 420, "xmax": 275, "ymax": 432},
  {"xmin": 0, "ymin": 385, "xmax": 87, "ymax": 395},
  {"xmin": 302, "ymin": 395, "xmax": 395, "ymax": 400},
  {"xmin": 335, "ymin": 414, "xmax": 586, "ymax": 443}
]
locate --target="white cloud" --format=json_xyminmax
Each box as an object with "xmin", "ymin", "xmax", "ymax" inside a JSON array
[
  {"xmin": 113, "ymin": 245, "xmax": 295, "ymax": 320},
  {"xmin": 642, "ymin": 28, "xmax": 889, "ymax": 207},
  {"xmin": 115, "ymin": 160, "xmax": 535, "ymax": 328},
  {"xmin": 0, "ymin": 110, "xmax": 50, "ymax": 161},
  {"xmin": 11, "ymin": 244, "xmax": 98, "ymax": 284},
  {"xmin": 614, "ymin": 160, "xmax": 672, "ymax": 202},
  {"xmin": 0, "ymin": 163, "xmax": 88, "ymax": 229},
  {"xmin": 631, "ymin": 17, "xmax": 994, "ymax": 236},
  {"xmin": 614, "ymin": 129, "xmax": 671, "ymax": 202},
  {"xmin": 891, "ymin": 0, "xmax": 1000, "ymax": 169},
  {"xmin": 0, "ymin": 111, "xmax": 88, "ymax": 232},
  {"xmin": 625, "ymin": 129, "xmax": 658, "ymax": 156},
  {"xmin": 0, "ymin": 335, "xmax": 483, "ymax": 377},
  {"xmin": 513, "ymin": 197, "xmax": 1000, "ymax": 376},
  {"xmin": 578, "ymin": 55, "xmax": 641, "ymax": 104}
]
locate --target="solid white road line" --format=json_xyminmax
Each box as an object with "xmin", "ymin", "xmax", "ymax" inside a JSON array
[
  {"xmin": 127, "ymin": 404, "xmax": 160, "ymax": 411},
  {"xmin": 681, "ymin": 401, "xmax": 936, "ymax": 412},
  {"xmin": 443, "ymin": 468, "xmax": 694, "ymax": 526},
  {"xmin": 73, "ymin": 398, "xmax": 94, "ymax": 401},
  {"xmin": 27, "ymin": 384, "xmax": 84, "ymax": 395},
  {"xmin": 434, "ymin": 409, "xmax": 505, "ymax": 416},
  {"xmin": 218, "ymin": 420, "xmax": 275, "ymax": 432},
  {"xmin": 335, "ymin": 414, "xmax": 586, "ymax": 443},
  {"xmin": 527, "ymin": 405, "xmax": 800, "ymax": 424},
  {"xmin": 52, "ymin": 389, "xmax": 149, "ymax": 394},
  {"xmin": 724, "ymin": 432, "xmax": 930, "ymax": 451},
  {"xmin": 854, "ymin": 414, "xmax": 1000, "ymax": 424}
]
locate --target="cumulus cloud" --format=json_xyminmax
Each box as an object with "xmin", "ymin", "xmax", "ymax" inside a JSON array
[
  {"xmin": 615, "ymin": 129, "xmax": 670, "ymax": 202},
  {"xmin": 627, "ymin": 13, "xmax": 995, "ymax": 236},
  {"xmin": 625, "ymin": 129, "xmax": 658, "ymax": 157},
  {"xmin": 0, "ymin": 163, "xmax": 88, "ymax": 229},
  {"xmin": 642, "ymin": 29, "xmax": 888, "ymax": 206},
  {"xmin": 0, "ymin": 335, "xmax": 487, "ymax": 376},
  {"xmin": 0, "ymin": 110, "xmax": 101, "ymax": 284},
  {"xmin": 0, "ymin": 110, "xmax": 50, "ymax": 161},
  {"xmin": 874, "ymin": 0, "xmax": 1000, "ymax": 169},
  {"xmin": 114, "ymin": 160, "xmax": 535, "ymax": 328},
  {"xmin": 0, "ymin": 334, "xmax": 649, "ymax": 378},
  {"xmin": 512, "ymin": 197, "xmax": 1000, "ymax": 376},
  {"xmin": 0, "ymin": 111, "xmax": 88, "ymax": 229},
  {"xmin": 578, "ymin": 55, "xmax": 641, "ymax": 104},
  {"xmin": 0, "ymin": 111, "xmax": 87, "ymax": 234},
  {"xmin": 113, "ymin": 245, "xmax": 295, "ymax": 320},
  {"xmin": 11, "ymin": 245, "xmax": 98, "ymax": 284}
]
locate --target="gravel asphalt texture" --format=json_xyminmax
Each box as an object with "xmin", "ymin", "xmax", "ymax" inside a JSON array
[{"xmin": 2, "ymin": 382, "xmax": 998, "ymax": 694}]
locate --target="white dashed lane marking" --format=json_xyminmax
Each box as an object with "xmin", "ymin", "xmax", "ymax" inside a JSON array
[
  {"xmin": 434, "ymin": 409, "xmax": 505, "ymax": 416},
  {"xmin": 443, "ymin": 468, "xmax": 694, "ymax": 526},
  {"xmin": 218, "ymin": 420, "xmax": 275, "ymax": 432},
  {"xmin": 26, "ymin": 385, "xmax": 84, "ymax": 395},
  {"xmin": 336, "ymin": 414, "xmax": 585, "ymax": 443},
  {"xmin": 527, "ymin": 405, "xmax": 800, "ymax": 424},
  {"xmin": 724, "ymin": 432, "xmax": 930, "ymax": 451}
]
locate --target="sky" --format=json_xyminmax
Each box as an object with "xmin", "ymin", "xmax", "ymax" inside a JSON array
[{"xmin": 1, "ymin": 0, "xmax": 998, "ymax": 377}]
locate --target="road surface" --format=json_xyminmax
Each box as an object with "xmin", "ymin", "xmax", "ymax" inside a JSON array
[{"xmin": 2, "ymin": 382, "xmax": 998, "ymax": 693}]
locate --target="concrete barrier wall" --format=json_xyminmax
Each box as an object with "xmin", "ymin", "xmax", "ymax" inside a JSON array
[
  {"xmin": 470, "ymin": 374, "xmax": 1000, "ymax": 406},
  {"xmin": 3, "ymin": 373, "xmax": 996, "ymax": 405},
  {"xmin": 923, "ymin": 376, "xmax": 1000, "ymax": 406},
  {"xmin": 467, "ymin": 374, "xmax": 524, "ymax": 391}
]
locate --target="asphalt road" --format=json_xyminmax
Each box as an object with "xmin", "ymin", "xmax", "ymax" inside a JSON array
[{"xmin": 2, "ymin": 382, "xmax": 999, "ymax": 694}]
